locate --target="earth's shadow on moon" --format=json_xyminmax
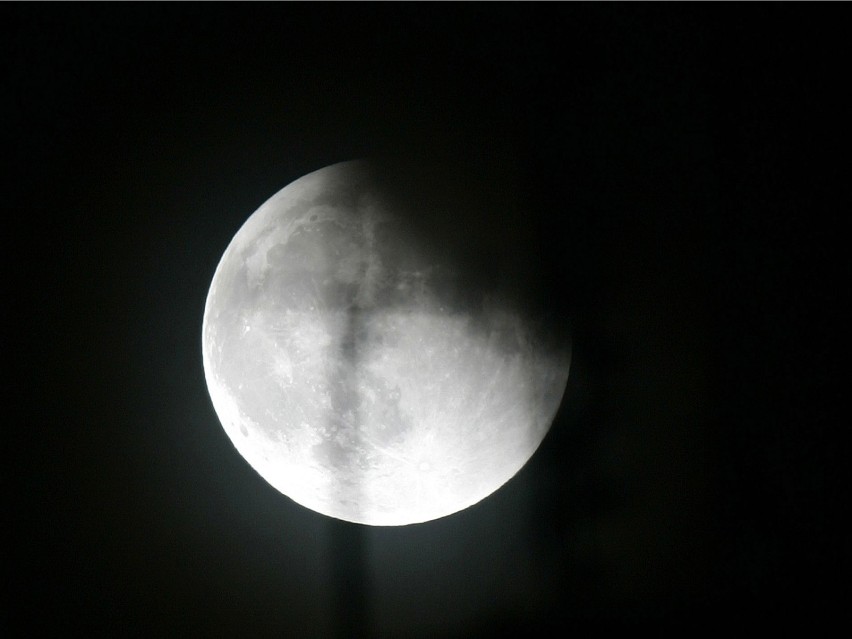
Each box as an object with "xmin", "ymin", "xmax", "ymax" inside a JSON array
[
  {"xmin": 367, "ymin": 154, "xmax": 573, "ymax": 350},
  {"xmin": 335, "ymin": 156, "xmax": 573, "ymax": 520}
]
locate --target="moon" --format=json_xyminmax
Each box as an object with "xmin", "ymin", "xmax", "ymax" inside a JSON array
[{"xmin": 202, "ymin": 160, "xmax": 570, "ymax": 526}]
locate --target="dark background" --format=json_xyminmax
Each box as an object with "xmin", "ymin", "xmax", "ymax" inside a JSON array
[{"xmin": 7, "ymin": 5, "xmax": 844, "ymax": 636}]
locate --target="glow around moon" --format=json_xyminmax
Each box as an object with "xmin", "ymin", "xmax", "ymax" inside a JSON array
[{"xmin": 202, "ymin": 160, "xmax": 570, "ymax": 526}]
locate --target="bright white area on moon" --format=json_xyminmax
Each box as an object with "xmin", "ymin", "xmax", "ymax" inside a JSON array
[{"xmin": 202, "ymin": 160, "xmax": 570, "ymax": 526}]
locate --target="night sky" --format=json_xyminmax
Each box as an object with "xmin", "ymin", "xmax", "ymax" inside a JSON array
[{"xmin": 8, "ymin": 5, "xmax": 844, "ymax": 636}]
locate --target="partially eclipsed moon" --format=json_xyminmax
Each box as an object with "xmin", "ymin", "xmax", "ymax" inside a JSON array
[{"xmin": 202, "ymin": 160, "xmax": 570, "ymax": 526}]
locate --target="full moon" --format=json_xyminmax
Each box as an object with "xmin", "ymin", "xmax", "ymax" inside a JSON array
[{"xmin": 202, "ymin": 160, "xmax": 570, "ymax": 526}]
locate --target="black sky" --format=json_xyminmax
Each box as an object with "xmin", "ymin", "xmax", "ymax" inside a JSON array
[{"xmin": 7, "ymin": 4, "xmax": 845, "ymax": 636}]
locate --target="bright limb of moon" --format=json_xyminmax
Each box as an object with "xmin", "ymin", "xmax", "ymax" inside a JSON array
[{"xmin": 202, "ymin": 160, "xmax": 570, "ymax": 526}]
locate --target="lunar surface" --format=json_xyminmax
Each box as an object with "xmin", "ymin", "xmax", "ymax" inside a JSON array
[{"xmin": 202, "ymin": 160, "xmax": 570, "ymax": 526}]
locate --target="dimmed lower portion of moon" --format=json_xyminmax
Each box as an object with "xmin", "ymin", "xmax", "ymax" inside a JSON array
[{"xmin": 202, "ymin": 160, "xmax": 570, "ymax": 526}]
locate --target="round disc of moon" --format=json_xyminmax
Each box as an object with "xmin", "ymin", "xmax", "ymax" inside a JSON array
[{"xmin": 202, "ymin": 160, "xmax": 570, "ymax": 526}]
